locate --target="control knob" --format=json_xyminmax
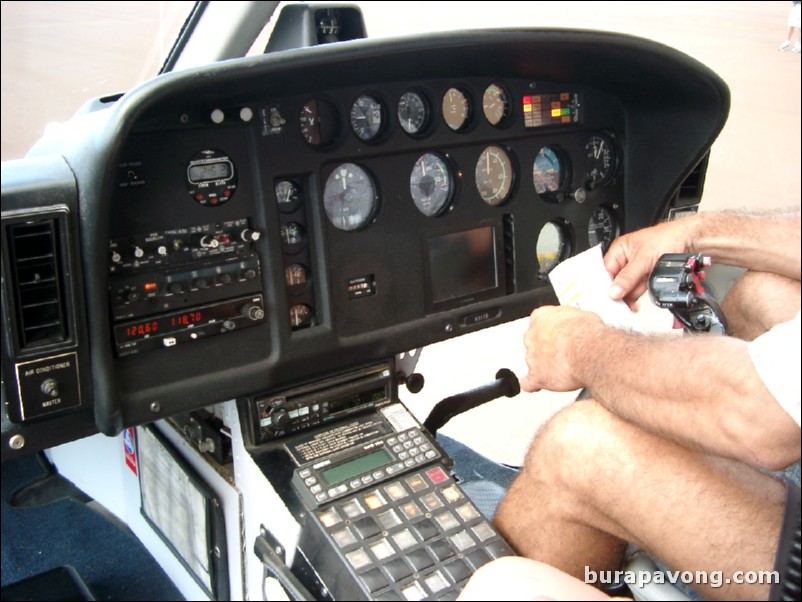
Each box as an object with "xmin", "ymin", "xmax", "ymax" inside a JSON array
[
  {"xmin": 199, "ymin": 236, "xmax": 220, "ymax": 249},
  {"xmin": 268, "ymin": 407, "xmax": 290, "ymax": 431},
  {"xmin": 240, "ymin": 228, "xmax": 262, "ymax": 242},
  {"xmin": 241, "ymin": 304, "xmax": 265, "ymax": 321}
]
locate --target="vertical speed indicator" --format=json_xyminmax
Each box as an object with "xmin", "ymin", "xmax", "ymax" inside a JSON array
[
  {"xmin": 584, "ymin": 134, "xmax": 618, "ymax": 188},
  {"xmin": 587, "ymin": 206, "xmax": 619, "ymax": 252}
]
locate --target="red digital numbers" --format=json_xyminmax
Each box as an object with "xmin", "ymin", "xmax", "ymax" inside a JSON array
[
  {"xmin": 171, "ymin": 311, "xmax": 202, "ymax": 327},
  {"xmin": 126, "ymin": 321, "xmax": 158, "ymax": 338}
]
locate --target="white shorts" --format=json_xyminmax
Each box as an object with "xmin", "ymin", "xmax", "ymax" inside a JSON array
[{"xmin": 789, "ymin": 3, "xmax": 801, "ymax": 29}]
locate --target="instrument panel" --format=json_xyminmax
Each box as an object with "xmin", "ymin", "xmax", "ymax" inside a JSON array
[
  {"xmin": 1, "ymin": 29, "xmax": 729, "ymax": 445},
  {"xmin": 113, "ymin": 77, "xmax": 625, "ymax": 341}
]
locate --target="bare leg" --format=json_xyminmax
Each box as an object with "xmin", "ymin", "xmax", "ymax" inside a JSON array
[
  {"xmin": 721, "ymin": 270, "xmax": 800, "ymax": 340},
  {"xmin": 493, "ymin": 400, "xmax": 786, "ymax": 601}
]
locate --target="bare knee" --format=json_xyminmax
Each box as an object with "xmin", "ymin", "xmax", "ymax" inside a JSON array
[
  {"xmin": 722, "ymin": 271, "xmax": 800, "ymax": 340},
  {"xmin": 519, "ymin": 400, "xmax": 631, "ymax": 495}
]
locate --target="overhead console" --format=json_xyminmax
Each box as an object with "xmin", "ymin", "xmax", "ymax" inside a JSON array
[{"xmin": 1, "ymin": 29, "xmax": 729, "ymax": 453}]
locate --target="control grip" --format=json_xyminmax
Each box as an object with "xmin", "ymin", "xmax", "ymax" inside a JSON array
[{"xmin": 423, "ymin": 368, "xmax": 520, "ymax": 436}]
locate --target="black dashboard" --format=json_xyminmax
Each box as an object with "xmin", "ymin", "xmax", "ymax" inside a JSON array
[{"xmin": 1, "ymin": 29, "xmax": 729, "ymax": 458}]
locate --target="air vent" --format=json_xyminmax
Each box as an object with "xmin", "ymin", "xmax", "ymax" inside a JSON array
[
  {"xmin": 6, "ymin": 219, "xmax": 69, "ymax": 350},
  {"xmin": 677, "ymin": 153, "xmax": 709, "ymax": 202}
]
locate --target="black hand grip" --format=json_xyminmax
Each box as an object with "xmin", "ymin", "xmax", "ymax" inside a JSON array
[{"xmin": 423, "ymin": 368, "xmax": 520, "ymax": 436}]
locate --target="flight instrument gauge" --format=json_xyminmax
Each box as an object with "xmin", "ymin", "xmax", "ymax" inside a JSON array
[
  {"xmin": 409, "ymin": 153, "xmax": 454, "ymax": 217},
  {"xmin": 299, "ymin": 97, "xmax": 339, "ymax": 147},
  {"xmin": 532, "ymin": 146, "xmax": 567, "ymax": 199},
  {"xmin": 587, "ymin": 206, "xmax": 619, "ymax": 252},
  {"xmin": 537, "ymin": 220, "xmax": 571, "ymax": 276},
  {"xmin": 475, "ymin": 145, "xmax": 514, "ymax": 206},
  {"xmin": 323, "ymin": 163, "xmax": 379, "ymax": 231},
  {"xmin": 482, "ymin": 83, "xmax": 510, "ymax": 126},
  {"xmin": 442, "ymin": 87, "xmax": 472, "ymax": 131},
  {"xmin": 398, "ymin": 90, "xmax": 429, "ymax": 136},
  {"xmin": 584, "ymin": 134, "xmax": 618, "ymax": 188},
  {"xmin": 350, "ymin": 94, "xmax": 385, "ymax": 141}
]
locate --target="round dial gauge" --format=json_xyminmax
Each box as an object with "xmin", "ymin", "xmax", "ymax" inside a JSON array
[
  {"xmin": 299, "ymin": 97, "xmax": 339, "ymax": 147},
  {"xmin": 588, "ymin": 206, "xmax": 619, "ymax": 252},
  {"xmin": 409, "ymin": 153, "xmax": 454, "ymax": 217},
  {"xmin": 537, "ymin": 221, "xmax": 571, "ymax": 276},
  {"xmin": 186, "ymin": 149, "xmax": 237, "ymax": 206},
  {"xmin": 585, "ymin": 134, "xmax": 617, "ymax": 188},
  {"xmin": 275, "ymin": 180, "xmax": 301, "ymax": 213},
  {"xmin": 533, "ymin": 146, "xmax": 567, "ymax": 197},
  {"xmin": 285, "ymin": 263, "xmax": 309, "ymax": 294},
  {"xmin": 398, "ymin": 90, "xmax": 429, "ymax": 136},
  {"xmin": 280, "ymin": 222, "xmax": 306, "ymax": 254},
  {"xmin": 475, "ymin": 145, "xmax": 514, "ymax": 206},
  {"xmin": 442, "ymin": 87, "xmax": 471, "ymax": 131},
  {"xmin": 482, "ymin": 83, "xmax": 510, "ymax": 126},
  {"xmin": 350, "ymin": 94, "xmax": 384, "ymax": 141},
  {"xmin": 323, "ymin": 163, "xmax": 378, "ymax": 231},
  {"xmin": 289, "ymin": 304, "xmax": 313, "ymax": 328}
]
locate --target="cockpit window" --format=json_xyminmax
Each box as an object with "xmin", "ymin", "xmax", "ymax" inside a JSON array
[{"xmin": 0, "ymin": 1, "xmax": 195, "ymax": 161}]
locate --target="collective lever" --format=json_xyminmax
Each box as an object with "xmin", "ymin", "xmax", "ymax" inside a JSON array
[{"xmin": 422, "ymin": 368, "xmax": 520, "ymax": 436}]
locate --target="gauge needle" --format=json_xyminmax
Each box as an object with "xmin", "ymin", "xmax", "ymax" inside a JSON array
[{"xmin": 595, "ymin": 141, "xmax": 604, "ymax": 159}]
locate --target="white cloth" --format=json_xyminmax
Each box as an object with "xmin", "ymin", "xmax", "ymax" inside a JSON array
[
  {"xmin": 789, "ymin": 2, "xmax": 801, "ymax": 29},
  {"xmin": 748, "ymin": 310, "xmax": 801, "ymax": 426}
]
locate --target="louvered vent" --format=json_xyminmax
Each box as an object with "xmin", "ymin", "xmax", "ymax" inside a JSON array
[
  {"xmin": 7, "ymin": 219, "xmax": 68, "ymax": 349},
  {"xmin": 676, "ymin": 153, "xmax": 709, "ymax": 202}
]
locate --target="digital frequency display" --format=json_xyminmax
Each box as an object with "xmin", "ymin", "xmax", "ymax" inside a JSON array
[
  {"xmin": 320, "ymin": 448, "xmax": 393, "ymax": 486},
  {"xmin": 523, "ymin": 92, "xmax": 581, "ymax": 128},
  {"xmin": 117, "ymin": 310, "xmax": 206, "ymax": 343},
  {"xmin": 428, "ymin": 226, "xmax": 498, "ymax": 303}
]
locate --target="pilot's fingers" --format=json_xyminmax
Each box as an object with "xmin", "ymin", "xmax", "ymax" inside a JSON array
[
  {"xmin": 519, "ymin": 374, "xmax": 541, "ymax": 393},
  {"xmin": 608, "ymin": 256, "xmax": 650, "ymax": 302}
]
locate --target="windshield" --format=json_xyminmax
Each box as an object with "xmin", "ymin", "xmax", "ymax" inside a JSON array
[
  {"xmin": 0, "ymin": 1, "xmax": 195, "ymax": 161},
  {"xmin": 1, "ymin": 0, "xmax": 799, "ymax": 213}
]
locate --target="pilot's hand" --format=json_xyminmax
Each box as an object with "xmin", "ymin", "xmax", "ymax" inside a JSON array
[
  {"xmin": 603, "ymin": 218, "xmax": 695, "ymax": 307},
  {"xmin": 520, "ymin": 305, "xmax": 604, "ymax": 393}
]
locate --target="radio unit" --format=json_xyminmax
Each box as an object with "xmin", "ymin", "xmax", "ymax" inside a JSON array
[
  {"xmin": 244, "ymin": 363, "xmax": 395, "ymax": 443},
  {"xmin": 114, "ymin": 294, "xmax": 266, "ymax": 356},
  {"xmin": 109, "ymin": 253, "xmax": 262, "ymax": 321}
]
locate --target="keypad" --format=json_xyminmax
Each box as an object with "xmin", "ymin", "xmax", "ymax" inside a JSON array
[{"xmin": 314, "ymin": 464, "xmax": 513, "ymax": 600}]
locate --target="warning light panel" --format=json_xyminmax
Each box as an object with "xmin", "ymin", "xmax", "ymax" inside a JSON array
[{"xmin": 523, "ymin": 92, "xmax": 581, "ymax": 128}]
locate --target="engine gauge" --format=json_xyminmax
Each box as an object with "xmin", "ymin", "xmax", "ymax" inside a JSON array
[
  {"xmin": 280, "ymin": 222, "xmax": 306, "ymax": 254},
  {"xmin": 475, "ymin": 145, "xmax": 514, "ymax": 206},
  {"xmin": 398, "ymin": 90, "xmax": 429, "ymax": 136},
  {"xmin": 537, "ymin": 220, "xmax": 571, "ymax": 276},
  {"xmin": 323, "ymin": 163, "xmax": 379, "ymax": 231},
  {"xmin": 289, "ymin": 304, "xmax": 313, "ymax": 329},
  {"xmin": 350, "ymin": 94, "xmax": 385, "ymax": 141},
  {"xmin": 588, "ymin": 206, "xmax": 619, "ymax": 252},
  {"xmin": 409, "ymin": 153, "xmax": 454, "ymax": 217},
  {"xmin": 442, "ymin": 87, "xmax": 471, "ymax": 131},
  {"xmin": 585, "ymin": 134, "xmax": 618, "ymax": 188},
  {"xmin": 482, "ymin": 83, "xmax": 510, "ymax": 127},
  {"xmin": 533, "ymin": 146, "xmax": 567, "ymax": 199},
  {"xmin": 186, "ymin": 149, "xmax": 237, "ymax": 206},
  {"xmin": 285, "ymin": 263, "xmax": 309, "ymax": 294},
  {"xmin": 275, "ymin": 180, "xmax": 301, "ymax": 213},
  {"xmin": 299, "ymin": 97, "xmax": 339, "ymax": 147}
]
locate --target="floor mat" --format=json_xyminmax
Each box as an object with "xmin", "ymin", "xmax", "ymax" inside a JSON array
[{"xmin": 1, "ymin": 453, "xmax": 184, "ymax": 601}]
